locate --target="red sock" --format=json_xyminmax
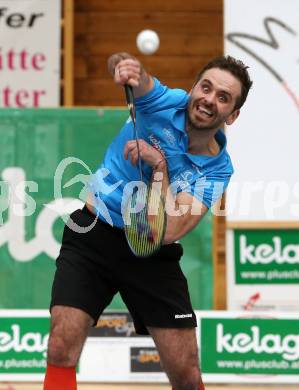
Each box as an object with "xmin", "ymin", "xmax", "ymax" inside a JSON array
[
  {"xmin": 172, "ymin": 384, "xmax": 205, "ymax": 390},
  {"xmin": 43, "ymin": 363, "xmax": 77, "ymax": 390}
]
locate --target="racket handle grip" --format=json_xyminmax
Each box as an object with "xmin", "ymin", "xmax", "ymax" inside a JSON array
[
  {"xmin": 124, "ymin": 85, "xmax": 136, "ymax": 125},
  {"xmin": 124, "ymin": 84, "xmax": 134, "ymax": 105}
]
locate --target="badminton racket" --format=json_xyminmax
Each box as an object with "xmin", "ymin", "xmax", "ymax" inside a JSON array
[{"xmin": 123, "ymin": 84, "xmax": 166, "ymax": 257}]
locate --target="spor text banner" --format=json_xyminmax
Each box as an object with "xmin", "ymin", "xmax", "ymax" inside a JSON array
[
  {"xmin": 0, "ymin": 0, "xmax": 61, "ymax": 107},
  {"xmin": 89, "ymin": 312, "xmax": 141, "ymax": 338},
  {"xmin": 130, "ymin": 347, "xmax": 163, "ymax": 373}
]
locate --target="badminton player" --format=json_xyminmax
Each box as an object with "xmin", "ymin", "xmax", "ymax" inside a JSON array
[{"xmin": 43, "ymin": 53, "xmax": 252, "ymax": 390}]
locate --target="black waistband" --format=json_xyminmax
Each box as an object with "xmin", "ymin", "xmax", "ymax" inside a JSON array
[
  {"xmin": 81, "ymin": 205, "xmax": 124, "ymax": 234},
  {"xmin": 81, "ymin": 206, "xmax": 183, "ymax": 259},
  {"xmin": 82, "ymin": 204, "xmax": 98, "ymax": 218}
]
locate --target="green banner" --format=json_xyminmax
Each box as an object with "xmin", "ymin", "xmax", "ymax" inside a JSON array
[
  {"xmin": 0, "ymin": 108, "xmax": 127, "ymax": 310},
  {"xmin": 234, "ymin": 230, "xmax": 299, "ymax": 284},
  {"xmin": 0, "ymin": 108, "xmax": 213, "ymax": 311},
  {"xmin": 201, "ymin": 317, "xmax": 299, "ymax": 375},
  {"xmin": 0, "ymin": 317, "xmax": 49, "ymax": 373}
]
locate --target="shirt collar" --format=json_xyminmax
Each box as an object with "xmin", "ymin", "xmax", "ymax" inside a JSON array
[{"xmin": 185, "ymin": 129, "xmax": 227, "ymax": 165}]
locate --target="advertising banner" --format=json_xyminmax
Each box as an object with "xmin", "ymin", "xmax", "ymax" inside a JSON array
[
  {"xmin": 224, "ymin": 0, "xmax": 299, "ymax": 311},
  {"xmin": 130, "ymin": 348, "xmax": 162, "ymax": 373},
  {"xmin": 0, "ymin": 310, "xmax": 49, "ymax": 381},
  {"xmin": 227, "ymin": 229, "xmax": 299, "ymax": 311},
  {"xmin": 1, "ymin": 310, "xmax": 299, "ymax": 384},
  {"xmin": 0, "ymin": 317, "xmax": 48, "ymax": 374},
  {"xmin": 78, "ymin": 313, "xmax": 167, "ymax": 383},
  {"xmin": 0, "ymin": 109, "xmax": 128, "ymax": 310},
  {"xmin": 0, "ymin": 108, "xmax": 213, "ymax": 314},
  {"xmin": 224, "ymin": 0, "xmax": 299, "ymax": 222},
  {"xmin": 90, "ymin": 312, "xmax": 141, "ymax": 338},
  {"xmin": 198, "ymin": 311, "xmax": 299, "ymax": 384},
  {"xmin": 233, "ymin": 229, "xmax": 299, "ymax": 285},
  {"xmin": 0, "ymin": 0, "xmax": 61, "ymax": 107}
]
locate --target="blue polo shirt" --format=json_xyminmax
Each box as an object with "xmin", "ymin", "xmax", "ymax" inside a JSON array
[{"xmin": 91, "ymin": 77, "xmax": 234, "ymax": 227}]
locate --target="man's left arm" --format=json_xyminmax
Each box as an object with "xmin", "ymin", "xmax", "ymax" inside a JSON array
[
  {"xmin": 124, "ymin": 139, "xmax": 210, "ymax": 243},
  {"xmin": 156, "ymin": 164, "xmax": 208, "ymax": 244},
  {"xmin": 163, "ymin": 191, "xmax": 208, "ymax": 244}
]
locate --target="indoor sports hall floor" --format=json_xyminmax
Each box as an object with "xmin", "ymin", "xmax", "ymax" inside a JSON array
[{"xmin": 1, "ymin": 384, "xmax": 299, "ymax": 389}]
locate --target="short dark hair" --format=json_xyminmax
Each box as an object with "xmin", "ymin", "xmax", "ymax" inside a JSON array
[{"xmin": 194, "ymin": 56, "xmax": 253, "ymax": 110}]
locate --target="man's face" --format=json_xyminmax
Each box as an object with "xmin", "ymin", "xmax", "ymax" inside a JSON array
[{"xmin": 187, "ymin": 68, "xmax": 242, "ymax": 131}]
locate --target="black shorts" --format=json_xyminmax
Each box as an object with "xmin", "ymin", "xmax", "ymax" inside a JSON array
[{"xmin": 50, "ymin": 206, "xmax": 196, "ymax": 335}]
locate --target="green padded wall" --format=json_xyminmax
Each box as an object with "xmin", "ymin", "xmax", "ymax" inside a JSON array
[{"xmin": 0, "ymin": 108, "xmax": 213, "ymax": 310}]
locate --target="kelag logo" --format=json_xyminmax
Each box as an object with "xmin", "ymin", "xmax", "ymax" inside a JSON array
[
  {"xmin": 234, "ymin": 230, "xmax": 299, "ymax": 284},
  {"xmin": 201, "ymin": 318, "xmax": 299, "ymax": 375},
  {"xmin": 0, "ymin": 317, "xmax": 49, "ymax": 373},
  {"xmin": 130, "ymin": 347, "xmax": 162, "ymax": 373}
]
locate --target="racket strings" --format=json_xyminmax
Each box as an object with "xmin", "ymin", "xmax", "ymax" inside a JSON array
[{"xmin": 124, "ymin": 186, "xmax": 166, "ymax": 257}]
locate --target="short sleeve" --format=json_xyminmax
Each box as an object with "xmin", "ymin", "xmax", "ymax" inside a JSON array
[
  {"xmin": 190, "ymin": 175, "xmax": 231, "ymax": 209},
  {"xmin": 135, "ymin": 77, "xmax": 188, "ymax": 114}
]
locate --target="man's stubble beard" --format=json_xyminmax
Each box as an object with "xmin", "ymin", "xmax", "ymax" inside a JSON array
[{"xmin": 186, "ymin": 109, "xmax": 221, "ymax": 132}]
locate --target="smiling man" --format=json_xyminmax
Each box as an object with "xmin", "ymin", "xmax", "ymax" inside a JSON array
[{"xmin": 44, "ymin": 54, "xmax": 252, "ymax": 390}]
